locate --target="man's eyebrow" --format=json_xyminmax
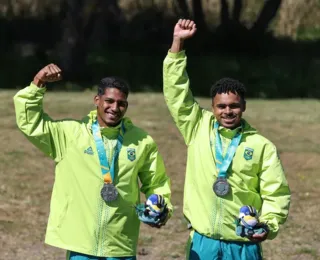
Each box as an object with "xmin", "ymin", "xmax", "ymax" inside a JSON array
[{"xmin": 215, "ymin": 102, "xmax": 241, "ymax": 106}]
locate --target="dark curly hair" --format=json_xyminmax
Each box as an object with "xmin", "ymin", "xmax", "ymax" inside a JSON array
[
  {"xmin": 210, "ymin": 77, "xmax": 246, "ymax": 101},
  {"xmin": 97, "ymin": 77, "xmax": 130, "ymax": 98}
]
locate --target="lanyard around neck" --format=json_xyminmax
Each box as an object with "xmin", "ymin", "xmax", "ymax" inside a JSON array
[
  {"xmin": 92, "ymin": 120, "xmax": 125, "ymax": 183},
  {"xmin": 214, "ymin": 121, "xmax": 242, "ymax": 178}
]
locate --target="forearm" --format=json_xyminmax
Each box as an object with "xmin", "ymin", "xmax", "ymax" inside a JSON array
[
  {"xmin": 32, "ymin": 77, "xmax": 46, "ymax": 88},
  {"xmin": 13, "ymin": 83, "xmax": 65, "ymax": 160},
  {"xmin": 259, "ymin": 192, "xmax": 291, "ymax": 240},
  {"xmin": 170, "ymin": 38, "xmax": 184, "ymax": 53},
  {"xmin": 139, "ymin": 147, "xmax": 172, "ymax": 210},
  {"xmin": 13, "ymin": 83, "xmax": 46, "ymax": 135},
  {"xmin": 163, "ymin": 51, "xmax": 201, "ymax": 144},
  {"xmin": 163, "ymin": 51, "xmax": 194, "ymax": 115},
  {"xmin": 259, "ymin": 145, "xmax": 291, "ymax": 239}
]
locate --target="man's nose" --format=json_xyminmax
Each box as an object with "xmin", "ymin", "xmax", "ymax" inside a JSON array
[
  {"xmin": 110, "ymin": 102, "xmax": 119, "ymax": 111},
  {"xmin": 225, "ymin": 106, "xmax": 232, "ymax": 114}
]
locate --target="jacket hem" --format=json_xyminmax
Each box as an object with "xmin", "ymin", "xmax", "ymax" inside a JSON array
[{"xmin": 45, "ymin": 240, "xmax": 136, "ymax": 258}]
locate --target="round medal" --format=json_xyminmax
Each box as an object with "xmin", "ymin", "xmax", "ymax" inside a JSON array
[
  {"xmin": 213, "ymin": 178, "xmax": 230, "ymax": 197},
  {"xmin": 101, "ymin": 183, "xmax": 118, "ymax": 202}
]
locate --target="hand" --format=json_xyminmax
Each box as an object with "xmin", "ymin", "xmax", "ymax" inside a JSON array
[
  {"xmin": 173, "ymin": 19, "xmax": 197, "ymax": 40},
  {"xmin": 135, "ymin": 204, "xmax": 170, "ymax": 229},
  {"xmin": 33, "ymin": 63, "xmax": 62, "ymax": 87},
  {"xmin": 248, "ymin": 231, "xmax": 269, "ymax": 243},
  {"xmin": 170, "ymin": 19, "xmax": 197, "ymax": 53},
  {"xmin": 150, "ymin": 205, "xmax": 171, "ymax": 229}
]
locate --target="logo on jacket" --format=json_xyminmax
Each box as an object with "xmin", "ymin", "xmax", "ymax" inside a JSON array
[
  {"xmin": 84, "ymin": 146, "xmax": 94, "ymax": 155},
  {"xmin": 127, "ymin": 148, "xmax": 136, "ymax": 161},
  {"xmin": 244, "ymin": 147, "xmax": 254, "ymax": 160}
]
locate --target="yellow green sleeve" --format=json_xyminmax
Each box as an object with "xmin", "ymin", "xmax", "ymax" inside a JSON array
[
  {"xmin": 13, "ymin": 83, "xmax": 68, "ymax": 162},
  {"xmin": 259, "ymin": 143, "xmax": 291, "ymax": 240},
  {"xmin": 138, "ymin": 141, "xmax": 172, "ymax": 212},
  {"xmin": 163, "ymin": 51, "xmax": 202, "ymax": 145}
]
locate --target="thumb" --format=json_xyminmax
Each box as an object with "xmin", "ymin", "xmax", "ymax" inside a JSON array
[{"xmin": 191, "ymin": 24, "xmax": 197, "ymax": 34}]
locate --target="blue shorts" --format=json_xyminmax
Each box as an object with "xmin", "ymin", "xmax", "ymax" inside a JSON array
[
  {"xmin": 187, "ymin": 231, "xmax": 262, "ymax": 260},
  {"xmin": 66, "ymin": 251, "xmax": 136, "ymax": 260}
]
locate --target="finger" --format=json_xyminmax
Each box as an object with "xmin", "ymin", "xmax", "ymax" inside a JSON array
[
  {"xmin": 191, "ymin": 24, "xmax": 197, "ymax": 34},
  {"xmin": 252, "ymin": 232, "xmax": 267, "ymax": 238},
  {"xmin": 51, "ymin": 65, "xmax": 61, "ymax": 74},
  {"xmin": 181, "ymin": 19, "xmax": 187, "ymax": 28},
  {"xmin": 177, "ymin": 19, "xmax": 182, "ymax": 25},
  {"xmin": 189, "ymin": 20, "xmax": 194, "ymax": 28},
  {"xmin": 186, "ymin": 20, "xmax": 191, "ymax": 29},
  {"xmin": 48, "ymin": 65, "xmax": 62, "ymax": 80},
  {"xmin": 55, "ymin": 66, "xmax": 62, "ymax": 78},
  {"xmin": 47, "ymin": 65, "xmax": 56, "ymax": 76},
  {"xmin": 42, "ymin": 67, "xmax": 51, "ymax": 77},
  {"xmin": 56, "ymin": 66, "xmax": 62, "ymax": 73}
]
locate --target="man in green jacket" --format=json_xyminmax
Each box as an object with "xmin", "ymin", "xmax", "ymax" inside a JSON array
[
  {"xmin": 13, "ymin": 64, "xmax": 172, "ymax": 259},
  {"xmin": 163, "ymin": 19, "xmax": 290, "ymax": 260}
]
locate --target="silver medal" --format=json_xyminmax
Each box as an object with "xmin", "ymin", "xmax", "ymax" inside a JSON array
[
  {"xmin": 101, "ymin": 183, "xmax": 118, "ymax": 202},
  {"xmin": 213, "ymin": 177, "xmax": 230, "ymax": 197}
]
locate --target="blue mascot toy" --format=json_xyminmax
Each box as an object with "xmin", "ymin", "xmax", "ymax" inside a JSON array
[
  {"xmin": 235, "ymin": 205, "xmax": 269, "ymax": 238},
  {"xmin": 135, "ymin": 194, "xmax": 168, "ymax": 227}
]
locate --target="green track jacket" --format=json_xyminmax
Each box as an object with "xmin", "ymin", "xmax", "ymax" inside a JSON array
[
  {"xmin": 13, "ymin": 83, "xmax": 172, "ymax": 257},
  {"xmin": 163, "ymin": 51, "xmax": 290, "ymax": 241}
]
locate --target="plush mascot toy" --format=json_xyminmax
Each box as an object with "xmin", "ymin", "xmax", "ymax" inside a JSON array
[
  {"xmin": 235, "ymin": 205, "xmax": 269, "ymax": 238},
  {"xmin": 135, "ymin": 194, "xmax": 168, "ymax": 227}
]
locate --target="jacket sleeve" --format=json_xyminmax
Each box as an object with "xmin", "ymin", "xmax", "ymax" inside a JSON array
[
  {"xmin": 138, "ymin": 141, "xmax": 172, "ymax": 212},
  {"xmin": 258, "ymin": 143, "xmax": 291, "ymax": 240},
  {"xmin": 163, "ymin": 50, "xmax": 203, "ymax": 145},
  {"xmin": 13, "ymin": 83, "xmax": 68, "ymax": 162}
]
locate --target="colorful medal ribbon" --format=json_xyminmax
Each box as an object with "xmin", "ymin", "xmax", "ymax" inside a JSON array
[
  {"xmin": 92, "ymin": 120, "xmax": 125, "ymax": 184},
  {"xmin": 214, "ymin": 121, "xmax": 242, "ymax": 178}
]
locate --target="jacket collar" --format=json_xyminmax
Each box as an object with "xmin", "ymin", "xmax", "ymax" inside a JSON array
[{"xmin": 214, "ymin": 118, "xmax": 257, "ymax": 139}]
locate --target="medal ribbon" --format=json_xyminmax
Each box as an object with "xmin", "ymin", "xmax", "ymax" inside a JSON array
[
  {"xmin": 92, "ymin": 120, "xmax": 125, "ymax": 183},
  {"xmin": 214, "ymin": 121, "xmax": 242, "ymax": 178}
]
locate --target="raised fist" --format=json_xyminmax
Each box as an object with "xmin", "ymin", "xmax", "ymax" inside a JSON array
[
  {"xmin": 173, "ymin": 19, "xmax": 197, "ymax": 40},
  {"xmin": 33, "ymin": 64, "xmax": 62, "ymax": 87}
]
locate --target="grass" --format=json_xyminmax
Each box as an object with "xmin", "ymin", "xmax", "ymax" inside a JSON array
[{"xmin": 0, "ymin": 90, "xmax": 319, "ymax": 260}]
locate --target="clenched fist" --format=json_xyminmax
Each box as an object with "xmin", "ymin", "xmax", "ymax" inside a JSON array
[
  {"xmin": 173, "ymin": 19, "xmax": 197, "ymax": 40},
  {"xmin": 170, "ymin": 19, "xmax": 197, "ymax": 53},
  {"xmin": 33, "ymin": 64, "xmax": 62, "ymax": 88}
]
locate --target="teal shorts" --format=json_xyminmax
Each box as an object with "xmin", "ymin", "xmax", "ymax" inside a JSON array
[
  {"xmin": 188, "ymin": 231, "xmax": 262, "ymax": 260},
  {"xmin": 66, "ymin": 251, "xmax": 136, "ymax": 260}
]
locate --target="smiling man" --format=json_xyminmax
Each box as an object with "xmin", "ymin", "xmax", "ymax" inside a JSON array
[
  {"xmin": 13, "ymin": 64, "xmax": 172, "ymax": 260},
  {"xmin": 163, "ymin": 19, "xmax": 291, "ymax": 260}
]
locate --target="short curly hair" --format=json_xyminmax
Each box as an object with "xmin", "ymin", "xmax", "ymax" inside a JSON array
[
  {"xmin": 210, "ymin": 77, "xmax": 246, "ymax": 101},
  {"xmin": 97, "ymin": 77, "xmax": 130, "ymax": 97}
]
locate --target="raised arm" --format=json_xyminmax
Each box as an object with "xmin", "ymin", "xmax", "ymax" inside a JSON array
[
  {"xmin": 13, "ymin": 64, "xmax": 69, "ymax": 162},
  {"xmin": 163, "ymin": 19, "xmax": 203, "ymax": 145}
]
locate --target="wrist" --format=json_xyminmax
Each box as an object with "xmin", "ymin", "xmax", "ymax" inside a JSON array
[
  {"xmin": 33, "ymin": 77, "xmax": 46, "ymax": 88},
  {"xmin": 170, "ymin": 37, "xmax": 184, "ymax": 53}
]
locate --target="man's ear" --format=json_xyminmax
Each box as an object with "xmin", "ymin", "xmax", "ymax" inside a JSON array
[{"xmin": 94, "ymin": 95, "xmax": 99, "ymax": 106}]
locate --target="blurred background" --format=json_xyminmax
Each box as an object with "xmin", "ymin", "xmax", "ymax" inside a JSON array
[
  {"xmin": 0, "ymin": 0, "xmax": 319, "ymax": 98},
  {"xmin": 1, "ymin": 1, "xmax": 320, "ymax": 259}
]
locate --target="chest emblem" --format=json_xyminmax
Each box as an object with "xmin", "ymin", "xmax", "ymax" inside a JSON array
[
  {"xmin": 244, "ymin": 147, "xmax": 254, "ymax": 160},
  {"xmin": 127, "ymin": 148, "xmax": 136, "ymax": 161}
]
